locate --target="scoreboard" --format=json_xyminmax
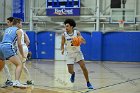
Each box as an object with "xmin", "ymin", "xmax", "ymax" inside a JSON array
[
  {"xmin": 46, "ymin": 0, "xmax": 80, "ymax": 16},
  {"xmin": 47, "ymin": 0, "xmax": 80, "ymax": 8}
]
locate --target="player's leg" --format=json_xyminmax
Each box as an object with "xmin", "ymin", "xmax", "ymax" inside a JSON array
[
  {"xmin": 76, "ymin": 52, "xmax": 89, "ymax": 82},
  {"xmin": 9, "ymin": 55, "xmax": 22, "ymax": 80},
  {"xmin": 0, "ymin": 44, "xmax": 12, "ymax": 87},
  {"xmin": 66, "ymin": 52, "xmax": 75, "ymax": 83},
  {"xmin": 78, "ymin": 60, "xmax": 89, "ymax": 81},
  {"xmin": 9, "ymin": 55, "xmax": 27, "ymax": 88},
  {"xmin": 78, "ymin": 60, "xmax": 93, "ymax": 89},
  {"xmin": 22, "ymin": 45, "xmax": 33, "ymax": 85},
  {"xmin": 3, "ymin": 64, "xmax": 13, "ymax": 86},
  {"xmin": 23, "ymin": 62, "xmax": 33, "ymax": 84},
  {"xmin": 76, "ymin": 51, "xmax": 93, "ymax": 89},
  {"xmin": 67, "ymin": 64, "xmax": 75, "ymax": 83}
]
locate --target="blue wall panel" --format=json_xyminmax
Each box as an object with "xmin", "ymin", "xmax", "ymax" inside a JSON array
[
  {"xmin": 91, "ymin": 32, "xmax": 102, "ymax": 61},
  {"xmin": 37, "ymin": 45, "xmax": 55, "ymax": 59},
  {"xmin": 37, "ymin": 32, "xmax": 55, "ymax": 46},
  {"xmin": 26, "ymin": 31, "xmax": 36, "ymax": 58},
  {"xmin": 36, "ymin": 31, "xmax": 55, "ymax": 59},
  {"xmin": 102, "ymin": 32, "xmax": 140, "ymax": 62},
  {"xmin": 81, "ymin": 32, "xmax": 92, "ymax": 60}
]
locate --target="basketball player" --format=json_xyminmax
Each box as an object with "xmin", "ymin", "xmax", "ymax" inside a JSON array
[
  {"xmin": 0, "ymin": 18, "xmax": 26, "ymax": 88},
  {"xmin": 16, "ymin": 18, "xmax": 33, "ymax": 85},
  {"xmin": 61, "ymin": 19, "xmax": 93, "ymax": 89},
  {"xmin": 2, "ymin": 17, "xmax": 15, "ymax": 87}
]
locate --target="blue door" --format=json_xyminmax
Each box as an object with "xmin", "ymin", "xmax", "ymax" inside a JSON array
[{"xmin": 36, "ymin": 31, "xmax": 55, "ymax": 59}]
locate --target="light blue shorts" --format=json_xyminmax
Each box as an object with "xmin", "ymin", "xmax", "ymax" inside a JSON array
[{"xmin": 0, "ymin": 43, "xmax": 16, "ymax": 60}]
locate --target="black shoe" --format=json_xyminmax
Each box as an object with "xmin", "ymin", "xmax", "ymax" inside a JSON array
[
  {"xmin": 24, "ymin": 80, "xmax": 34, "ymax": 85},
  {"xmin": 5, "ymin": 80, "xmax": 13, "ymax": 86}
]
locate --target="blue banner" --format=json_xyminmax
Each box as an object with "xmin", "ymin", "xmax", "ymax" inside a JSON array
[
  {"xmin": 47, "ymin": 8, "xmax": 80, "ymax": 16},
  {"xmin": 12, "ymin": 0, "xmax": 25, "ymax": 21}
]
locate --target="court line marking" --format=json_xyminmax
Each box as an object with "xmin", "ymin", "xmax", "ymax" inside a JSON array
[
  {"xmin": 31, "ymin": 62, "xmax": 140, "ymax": 93},
  {"xmin": 100, "ymin": 63, "xmax": 138, "ymax": 86},
  {"xmin": 80, "ymin": 78, "xmax": 140, "ymax": 93}
]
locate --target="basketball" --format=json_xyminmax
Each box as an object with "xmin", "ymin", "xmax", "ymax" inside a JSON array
[
  {"xmin": 0, "ymin": 59, "xmax": 5, "ymax": 71},
  {"xmin": 72, "ymin": 36, "xmax": 82, "ymax": 46}
]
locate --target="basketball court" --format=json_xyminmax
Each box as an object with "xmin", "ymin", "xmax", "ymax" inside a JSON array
[{"xmin": 0, "ymin": 60, "xmax": 140, "ymax": 93}]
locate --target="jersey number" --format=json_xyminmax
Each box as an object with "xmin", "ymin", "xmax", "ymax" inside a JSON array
[{"xmin": 5, "ymin": 29, "xmax": 13, "ymax": 34}]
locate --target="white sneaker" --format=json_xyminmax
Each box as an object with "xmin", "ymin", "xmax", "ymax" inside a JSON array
[{"xmin": 13, "ymin": 80, "xmax": 27, "ymax": 89}]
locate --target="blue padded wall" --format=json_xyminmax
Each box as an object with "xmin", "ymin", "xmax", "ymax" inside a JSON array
[
  {"xmin": 37, "ymin": 31, "xmax": 55, "ymax": 46},
  {"xmin": 102, "ymin": 32, "xmax": 140, "ymax": 62},
  {"xmin": 26, "ymin": 31, "xmax": 140, "ymax": 62},
  {"xmin": 81, "ymin": 32, "xmax": 92, "ymax": 60},
  {"xmin": 37, "ymin": 44, "xmax": 55, "ymax": 59},
  {"xmin": 26, "ymin": 31, "xmax": 36, "ymax": 58},
  {"xmin": 36, "ymin": 31, "xmax": 55, "ymax": 59},
  {"xmin": 91, "ymin": 32, "xmax": 102, "ymax": 61}
]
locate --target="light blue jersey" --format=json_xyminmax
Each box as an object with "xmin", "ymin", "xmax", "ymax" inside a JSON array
[
  {"xmin": 2, "ymin": 26, "xmax": 18, "ymax": 44},
  {"xmin": 0, "ymin": 26, "xmax": 18, "ymax": 60}
]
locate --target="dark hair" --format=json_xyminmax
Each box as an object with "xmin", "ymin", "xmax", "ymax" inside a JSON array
[
  {"xmin": 64, "ymin": 19, "xmax": 76, "ymax": 28},
  {"xmin": 13, "ymin": 18, "xmax": 22, "ymax": 25},
  {"xmin": 7, "ymin": 17, "xmax": 15, "ymax": 22}
]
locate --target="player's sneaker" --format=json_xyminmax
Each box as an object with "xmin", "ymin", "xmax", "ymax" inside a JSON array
[
  {"xmin": 5, "ymin": 80, "xmax": 13, "ymax": 86},
  {"xmin": 87, "ymin": 82, "xmax": 93, "ymax": 89},
  {"xmin": 24, "ymin": 80, "xmax": 34, "ymax": 85},
  {"xmin": 13, "ymin": 80, "xmax": 27, "ymax": 89},
  {"xmin": 70, "ymin": 72, "xmax": 75, "ymax": 83},
  {"xmin": 1, "ymin": 80, "xmax": 13, "ymax": 88}
]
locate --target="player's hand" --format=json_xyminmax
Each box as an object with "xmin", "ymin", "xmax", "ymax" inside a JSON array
[{"xmin": 22, "ymin": 57, "xmax": 27, "ymax": 62}]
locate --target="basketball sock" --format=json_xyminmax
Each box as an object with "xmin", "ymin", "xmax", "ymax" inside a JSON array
[{"xmin": 4, "ymin": 64, "xmax": 12, "ymax": 81}]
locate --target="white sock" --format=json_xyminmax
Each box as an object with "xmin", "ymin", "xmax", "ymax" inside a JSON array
[{"xmin": 4, "ymin": 64, "xmax": 12, "ymax": 81}]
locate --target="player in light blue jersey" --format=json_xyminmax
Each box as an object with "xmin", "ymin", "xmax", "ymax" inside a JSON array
[
  {"xmin": 2, "ymin": 17, "xmax": 14, "ymax": 88},
  {"xmin": 0, "ymin": 18, "xmax": 26, "ymax": 88}
]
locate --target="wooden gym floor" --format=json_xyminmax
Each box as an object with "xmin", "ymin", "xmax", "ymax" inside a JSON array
[{"xmin": 0, "ymin": 60, "xmax": 140, "ymax": 93}]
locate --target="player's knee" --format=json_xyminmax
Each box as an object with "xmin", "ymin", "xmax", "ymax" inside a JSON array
[{"xmin": 13, "ymin": 61, "xmax": 22, "ymax": 67}]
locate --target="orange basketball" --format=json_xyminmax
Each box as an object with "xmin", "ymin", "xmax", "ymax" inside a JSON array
[
  {"xmin": 72, "ymin": 36, "xmax": 82, "ymax": 46},
  {"xmin": 0, "ymin": 59, "xmax": 5, "ymax": 71}
]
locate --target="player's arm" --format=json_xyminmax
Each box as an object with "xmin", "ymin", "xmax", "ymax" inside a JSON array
[
  {"xmin": 16, "ymin": 29, "xmax": 25, "ymax": 58},
  {"xmin": 77, "ymin": 31, "xmax": 86, "ymax": 44},
  {"xmin": 61, "ymin": 34, "xmax": 65, "ymax": 55},
  {"xmin": 24, "ymin": 32, "xmax": 30, "ymax": 47}
]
